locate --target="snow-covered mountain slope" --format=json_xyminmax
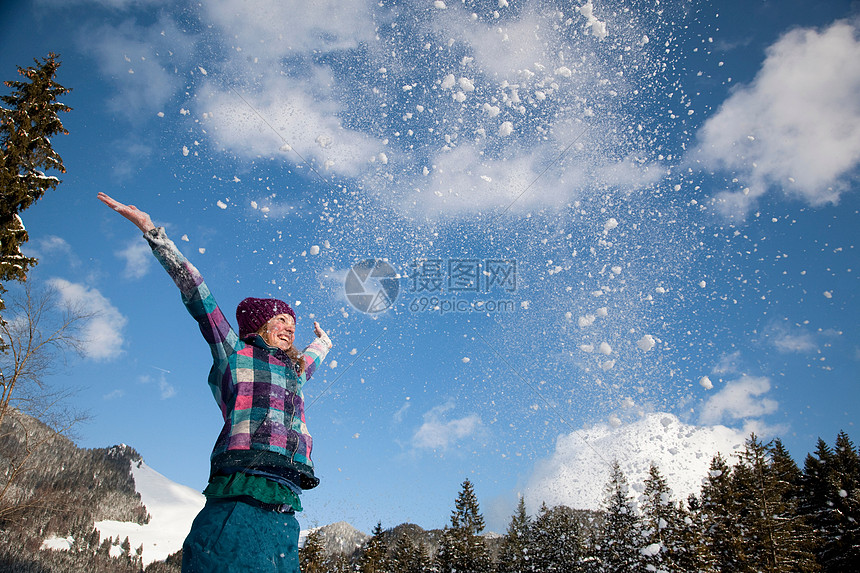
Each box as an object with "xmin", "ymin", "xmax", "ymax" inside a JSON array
[
  {"xmin": 299, "ymin": 521, "xmax": 370, "ymax": 553},
  {"xmin": 525, "ymin": 412, "xmax": 748, "ymax": 511},
  {"xmin": 93, "ymin": 460, "xmax": 205, "ymax": 566}
]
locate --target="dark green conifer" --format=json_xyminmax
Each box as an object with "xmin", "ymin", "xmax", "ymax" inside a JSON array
[
  {"xmin": 731, "ymin": 434, "xmax": 818, "ymax": 572},
  {"xmin": 768, "ymin": 439, "xmax": 819, "ymax": 571},
  {"xmin": 700, "ymin": 453, "xmax": 744, "ymax": 569},
  {"xmin": 299, "ymin": 529, "xmax": 327, "ymax": 573},
  {"xmin": 803, "ymin": 432, "xmax": 860, "ymax": 571},
  {"xmin": 596, "ymin": 461, "xmax": 642, "ymax": 572},
  {"xmin": 497, "ymin": 495, "xmax": 532, "ymax": 573},
  {"xmin": 531, "ymin": 503, "xmax": 586, "ymax": 572},
  {"xmin": 0, "ymin": 53, "xmax": 71, "ymax": 307},
  {"xmin": 359, "ymin": 521, "xmax": 391, "ymax": 573},
  {"xmin": 436, "ymin": 479, "xmax": 491, "ymax": 573},
  {"xmin": 641, "ymin": 463, "xmax": 704, "ymax": 572},
  {"xmin": 826, "ymin": 431, "xmax": 860, "ymax": 570},
  {"xmin": 390, "ymin": 533, "xmax": 427, "ymax": 573}
]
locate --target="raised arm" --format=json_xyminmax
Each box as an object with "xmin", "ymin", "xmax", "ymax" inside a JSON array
[
  {"xmin": 98, "ymin": 192, "xmax": 240, "ymax": 411},
  {"xmin": 301, "ymin": 321, "xmax": 333, "ymax": 382},
  {"xmin": 97, "ymin": 192, "xmax": 239, "ymax": 370}
]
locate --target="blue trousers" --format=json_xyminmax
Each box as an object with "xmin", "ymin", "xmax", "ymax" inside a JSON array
[{"xmin": 181, "ymin": 498, "xmax": 300, "ymax": 572}]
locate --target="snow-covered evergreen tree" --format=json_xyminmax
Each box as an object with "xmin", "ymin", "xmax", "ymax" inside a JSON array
[
  {"xmin": 768, "ymin": 439, "xmax": 819, "ymax": 571},
  {"xmin": 682, "ymin": 494, "xmax": 718, "ymax": 572},
  {"xmin": 299, "ymin": 529, "xmax": 327, "ymax": 573},
  {"xmin": 802, "ymin": 431, "xmax": 860, "ymax": 571},
  {"xmin": 731, "ymin": 434, "xmax": 817, "ymax": 572},
  {"xmin": 826, "ymin": 431, "xmax": 860, "ymax": 570},
  {"xmin": 596, "ymin": 461, "xmax": 642, "ymax": 572},
  {"xmin": 497, "ymin": 495, "xmax": 533, "ymax": 573},
  {"xmin": 640, "ymin": 463, "xmax": 705, "ymax": 572},
  {"xmin": 436, "ymin": 479, "xmax": 491, "ymax": 573},
  {"xmin": 700, "ymin": 452, "xmax": 745, "ymax": 570},
  {"xmin": 390, "ymin": 533, "xmax": 428, "ymax": 573},
  {"xmin": 358, "ymin": 521, "xmax": 391, "ymax": 573},
  {"xmin": 531, "ymin": 502, "xmax": 587, "ymax": 572},
  {"xmin": 0, "ymin": 53, "xmax": 71, "ymax": 308}
]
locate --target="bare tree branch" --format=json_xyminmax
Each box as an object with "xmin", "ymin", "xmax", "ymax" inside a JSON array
[{"xmin": 0, "ymin": 282, "xmax": 90, "ymax": 512}]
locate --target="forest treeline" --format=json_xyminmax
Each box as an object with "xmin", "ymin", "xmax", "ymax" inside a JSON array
[{"xmin": 302, "ymin": 431, "xmax": 859, "ymax": 573}]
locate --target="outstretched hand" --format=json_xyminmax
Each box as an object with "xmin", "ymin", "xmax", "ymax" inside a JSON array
[
  {"xmin": 98, "ymin": 192, "xmax": 155, "ymax": 233},
  {"xmin": 313, "ymin": 321, "xmax": 331, "ymax": 346}
]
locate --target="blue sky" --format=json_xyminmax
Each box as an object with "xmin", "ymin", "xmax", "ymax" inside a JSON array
[{"xmin": 2, "ymin": 0, "xmax": 858, "ymax": 533}]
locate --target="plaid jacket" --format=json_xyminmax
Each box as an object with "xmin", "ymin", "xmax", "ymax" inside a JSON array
[{"xmin": 145, "ymin": 228, "xmax": 331, "ymax": 490}]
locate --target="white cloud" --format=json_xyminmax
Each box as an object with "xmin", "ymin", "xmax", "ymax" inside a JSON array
[
  {"xmin": 198, "ymin": 76, "xmax": 384, "ymax": 177},
  {"xmin": 112, "ymin": 140, "xmax": 154, "ymax": 179},
  {"xmin": 411, "ymin": 401, "xmax": 482, "ymax": 450},
  {"xmin": 24, "ymin": 236, "xmax": 77, "ymax": 265},
  {"xmin": 401, "ymin": 137, "xmax": 660, "ymax": 217},
  {"xmin": 103, "ymin": 389, "xmax": 125, "ymax": 400},
  {"xmin": 693, "ymin": 21, "xmax": 860, "ymax": 216},
  {"xmin": 202, "ymin": 0, "xmax": 376, "ymax": 60},
  {"xmin": 698, "ymin": 375, "xmax": 778, "ymax": 425},
  {"xmin": 451, "ymin": 8, "xmax": 564, "ymax": 79},
  {"xmin": 393, "ymin": 401, "xmax": 411, "ymax": 424},
  {"xmin": 712, "ymin": 351, "xmax": 742, "ymax": 375},
  {"xmin": 48, "ymin": 278, "xmax": 127, "ymax": 361},
  {"xmin": 524, "ymin": 413, "xmax": 747, "ymax": 511},
  {"xmin": 139, "ymin": 369, "xmax": 176, "ymax": 400},
  {"xmin": 80, "ymin": 14, "xmax": 194, "ymax": 115},
  {"xmin": 37, "ymin": 236, "xmax": 73, "ymax": 255},
  {"xmin": 116, "ymin": 239, "xmax": 153, "ymax": 279},
  {"xmin": 766, "ymin": 323, "xmax": 817, "ymax": 353}
]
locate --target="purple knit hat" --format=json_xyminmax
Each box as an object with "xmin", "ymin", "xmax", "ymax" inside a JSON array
[{"xmin": 236, "ymin": 297, "xmax": 296, "ymax": 339}]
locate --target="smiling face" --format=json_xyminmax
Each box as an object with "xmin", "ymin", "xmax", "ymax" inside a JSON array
[{"xmin": 259, "ymin": 313, "xmax": 296, "ymax": 351}]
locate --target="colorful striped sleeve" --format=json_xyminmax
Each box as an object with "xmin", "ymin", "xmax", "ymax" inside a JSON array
[
  {"xmin": 144, "ymin": 227, "xmax": 239, "ymax": 383},
  {"xmin": 301, "ymin": 333, "xmax": 332, "ymax": 382}
]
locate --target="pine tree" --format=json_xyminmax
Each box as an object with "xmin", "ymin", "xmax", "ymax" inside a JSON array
[
  {"xmin": 390, "ymin": 533, "xmax": 427, "ymax": 573},
  {"xmin": 731, "ymin": 434, "xmax": 818, "ymax": 572},
  {"xmin": 801, "ymin": 438, "xmax": 835, "ymax": 567},
  {"xmin": 596, "ymin": 461, "xmax": 642, "ymax": 572},
  {"xmin": 531, "ymin": 503, "xmax": 586, "ymax": 572},
  {"xmin": 359, "ymin": 522, "xmax": 391, "ymax": 573},
  {"xmin": 699, "ymin": 453, "xmax": 744, "ymax": 570},
  {"xmin": 120, "ymin": 536, "xmax": 131, "ymax": 559},
  {"xmin": 682, "ymin": 494, "xmax": 718, "ymax": 572},
  {"xmin": 324, "ymin": 552, "xmax": 353, "ymax": 573},
  {"xmin": 299, "ymin": 529, "xmax": 326, "ymax": 573},
  {"xmin": 436, "ymin": 479, "xmax": 491, "ymax": 573},
  {"xmin": 826, "ymin": 431, "xmax": 860, "ymax": 570},
  {"xmin": 0, "ymin": 53, "xmax": 71, "ymax": 308},
  {"xmin": 451, "ymin": 478, "xmax": 485, "ymax": 535},
  {"xmin": 768, "ymin": 439, "xmax": 819, "ymax": 571},
  {"xmin": 802, "ymin": 432, "xmax": 860, "ymax": 571},
  {"xmin": 640, "ymin": 463, "xmax": 705, "ymax": 572},
  {"xmin": 497, "ymin": 496, "xmax": 533, "ymax": 573},
  {"xmin": 732, "ymin": 434, "xmax": 777, "ymax": 571}
]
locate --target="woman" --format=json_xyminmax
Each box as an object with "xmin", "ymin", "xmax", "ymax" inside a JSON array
[{"xmin": 98, "ymin": 192, "xmax": 333, "ymax": 572}]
